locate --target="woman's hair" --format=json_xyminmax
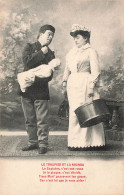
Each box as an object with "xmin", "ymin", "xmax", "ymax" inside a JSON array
[{"xmin": 71, "ymin": 30, "xmax": 90, "ymax": 43}]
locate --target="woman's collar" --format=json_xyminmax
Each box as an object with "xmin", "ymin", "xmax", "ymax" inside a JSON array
[
  {"xmin": 78, "ymin": 43, "xmax": 91, "ymax": 51},
  {"xmin": 68, "ymin": 43, "xmax": 91, "ymax": 56}
]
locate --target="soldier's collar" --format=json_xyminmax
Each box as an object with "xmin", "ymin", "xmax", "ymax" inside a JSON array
[{"xmin": 36, "ymin": 41, "xmax": 42, "ymax": 50}]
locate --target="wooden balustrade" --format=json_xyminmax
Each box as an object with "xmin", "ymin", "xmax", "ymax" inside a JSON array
[{"xmin": 104, "ymin": 99, "xmax": 124, "ymax": 131}]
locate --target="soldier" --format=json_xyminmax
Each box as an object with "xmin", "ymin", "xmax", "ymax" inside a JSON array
[{"xmin": 18, "ymin": 24, "xmax": 55, "ymax": 154}]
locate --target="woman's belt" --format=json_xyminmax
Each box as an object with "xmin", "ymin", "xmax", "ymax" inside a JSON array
[{"xmin": 71, "ymin": 70, "xmax": 90, "ymax": 74}]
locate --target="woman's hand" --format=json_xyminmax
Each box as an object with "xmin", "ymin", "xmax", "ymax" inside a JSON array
[
  {"xmin": 87, "ymin": 88, "xmax": 94, "ymax": 98},
  {"xmin": 62, "ymin": 81, "xmax": 67, "ymax": 96},
  {"xmin": 62, "ymin": 86, "xmax": 67, "ymax": 96}
]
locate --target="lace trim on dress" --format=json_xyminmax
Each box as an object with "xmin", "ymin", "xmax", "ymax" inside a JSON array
[
  {"xmin": 68, "ymin": 145, "xmax": 106, "ymax": 151},
  {"xmin": 68, "ymin": 144, "xmax": 105, "ymax": 149}
]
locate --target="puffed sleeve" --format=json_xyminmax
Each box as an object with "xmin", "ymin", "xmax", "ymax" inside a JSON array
[
  {"xmin": 62, "ymin": 55, "xmax": 71, "ymax": 83},
  {"xmin": 89, "ymin": 48, "xmax": 100, "ymax": 88}
]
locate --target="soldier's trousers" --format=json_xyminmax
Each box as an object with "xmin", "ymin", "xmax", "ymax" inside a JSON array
[{"xmin": 21, "ymin": 97, "xmax": 49, "ymax": 148}]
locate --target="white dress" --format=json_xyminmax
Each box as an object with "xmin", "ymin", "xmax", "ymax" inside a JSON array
[{"xmin": 63, "ymin": 43, "xmax": 105, "ymax": 148}]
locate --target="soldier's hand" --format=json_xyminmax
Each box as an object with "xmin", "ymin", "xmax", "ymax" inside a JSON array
[{"xmin": 41, "ymin": 46, "xmax": 48, "ymax": 54}]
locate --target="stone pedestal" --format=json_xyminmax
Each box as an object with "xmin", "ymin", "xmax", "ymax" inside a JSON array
[{"xmin": 104, "ymin": 99, "xmax": 124, "ymax": 141}]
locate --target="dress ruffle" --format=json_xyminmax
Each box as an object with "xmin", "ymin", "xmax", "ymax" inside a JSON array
[
  {"xmin": 68, "ymin": 144, "xmax": 105, "ymax": 148},
  {"xmin": 68, "ymin": 145, "xmax": 106, "ymax": 151}
]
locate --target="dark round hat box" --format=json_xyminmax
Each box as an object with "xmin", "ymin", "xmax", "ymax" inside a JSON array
[{"xmin": 75, "ymin": 99, "xmax": 110, "ymax": 128}]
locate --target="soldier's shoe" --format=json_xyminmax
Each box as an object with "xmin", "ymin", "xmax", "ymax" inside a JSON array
[
  {"xmin": 22, "ymin": 145, "xmax": 38, "ymax": 151},
  {"xmin": 38, "ymin": 147, "xmax": 47, "ymax": 154}
]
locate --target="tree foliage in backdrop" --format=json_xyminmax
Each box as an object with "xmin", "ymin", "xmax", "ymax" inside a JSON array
[
  {"xmin": 101, "ymin": 42, "xmax": 124, "ymax": 101},
  {"xmin": 0, "ymin": 8, "xmax": 41, "ymax": 100}
]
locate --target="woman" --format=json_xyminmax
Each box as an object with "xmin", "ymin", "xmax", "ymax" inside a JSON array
[{"xmin": 62, "ymin": 24, "xmax": 105, "ymax": 150}]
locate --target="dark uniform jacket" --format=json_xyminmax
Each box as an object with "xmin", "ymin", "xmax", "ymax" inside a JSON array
[{"xmin": 18, "ymin": 41, "xmax": 55, "ymax": 100}]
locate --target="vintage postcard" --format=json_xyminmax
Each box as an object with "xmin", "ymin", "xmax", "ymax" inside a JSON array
[{"xmin": 0, "ymin": 0, "xmax": 124, "ymax": 194}]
